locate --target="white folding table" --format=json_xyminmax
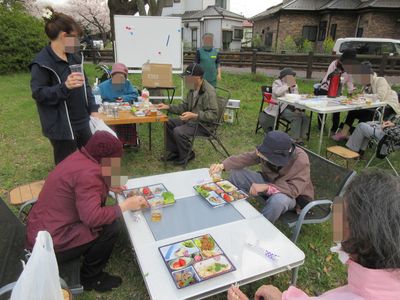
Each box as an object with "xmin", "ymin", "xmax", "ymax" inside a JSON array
[
  {"xmin": 275, "ymin": 96, "xmax": 386, "ymax": 154},
  {"xmin": 116, "ymin": 168, "xmax": 305, "ymax": 300}
]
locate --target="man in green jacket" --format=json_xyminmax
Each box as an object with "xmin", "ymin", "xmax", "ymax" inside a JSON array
[
  {"xmin": 195, "ymin": 33, "xmax": 221, "ymax": 88},
  {"xmin": 157, "ymin": 63, "xmax": 218, "ymax": 165}
]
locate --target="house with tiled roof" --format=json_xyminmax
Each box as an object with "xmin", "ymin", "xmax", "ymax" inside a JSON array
[
  {"xmin": 162, "ymin": 0, "xmax": 245, "ymax": 50},
  {"xmin": 252, "ymin": 0, "xmax": 400, "ymax": 52}
]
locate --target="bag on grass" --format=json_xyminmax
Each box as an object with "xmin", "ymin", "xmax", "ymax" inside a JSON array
[
  {"xmin": 89, "ymin": 116, "xmax": 118, "ymax": 138},
  {"xmin": 11, "ymin": 231, "xmax": 63, "ymax": 300}
]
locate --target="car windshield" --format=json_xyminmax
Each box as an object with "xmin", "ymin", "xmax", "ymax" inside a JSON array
[{"xmin": 340, "ymin": 41, "xmax": 397, "ymax": 55}]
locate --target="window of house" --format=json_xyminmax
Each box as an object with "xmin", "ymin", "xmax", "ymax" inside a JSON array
[
  {"xmin": 265, "ymin": 32, "xmax": 273, "ymax": 47},
  {"xmin": 222, "ymin": 30, "xmax": 233, "ymax": 50},
  {"xmin": 330, "ymin": 24, "xmax": 337, "ymax": 40},
  {"xmin": 233, "ymin": 28, "xmax": 243, "ymax": 40},
  {"xmin": 302, "ymin": 26, "xmax": 317, "ymax": 42},
  {"xmin": 356, "ymin": 27, "xmax": 363, "ymax": 37},
  {"xmin": 318, "ymin": 21, "xmax": 327, "ymax": 41},
  {"xmin": 215, "ymin": 0, "xmax": 227, "ymax": 9},
  {"xmin": 191, "ymin": 28, "xmax": 198, "ymax": 50},
  {"xmin": 245, "ymin": 31, "xmax": 252, "ymax": 40}
]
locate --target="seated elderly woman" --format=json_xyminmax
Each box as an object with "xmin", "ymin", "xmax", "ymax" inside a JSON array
[
  {"xmin": 260, "ymin": 68, "xmax": 309, "ymax": 144},
  {"xmin": 98, "ymin": 62, "xmax": 139, "ymax": 148},
  {"xmin": 227, "ymin": 169, "xmax": 400, "ymax": 300},
  {"xmin": 346, "ymin": 114, "xmax": 400, "ymax": 158},
  {"xmin": 332, "ymin": 61, "xmax": 400, "ymax": 141},
  {"xmin": 26, "ymin": 131, "xmax": 148, "ymax": 293}
]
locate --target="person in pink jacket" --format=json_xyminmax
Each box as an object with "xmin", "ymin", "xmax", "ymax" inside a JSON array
[
  {"xmin": 26, "ymin": 131, "xmax": 148, "ymax": 292},
  {"xmin": 227, "ymin": 169, "xmax": 400, "ymax": 300}
]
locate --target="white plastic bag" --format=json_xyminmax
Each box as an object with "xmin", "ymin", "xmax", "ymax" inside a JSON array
[
  {"xmin": 89, "ymin": 116, "xmax": 118, "ymax": 138},
  {"xmin": 11, "ymin": 231, "xmax": 63, "ymax": 300}
]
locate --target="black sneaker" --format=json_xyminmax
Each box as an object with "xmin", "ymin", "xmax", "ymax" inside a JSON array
[
  {"xmin": 82, "ymin": 272, "xmax": 122, "ymax": 292},
  {"xmin": 160, "ymin": 152, "xmax": 179, "ymax": 162}
]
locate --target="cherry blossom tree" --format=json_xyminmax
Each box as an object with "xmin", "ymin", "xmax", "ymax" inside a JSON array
[{"xmin": 68, "ymin": 0, "xmax": 110, "ymax": 43}]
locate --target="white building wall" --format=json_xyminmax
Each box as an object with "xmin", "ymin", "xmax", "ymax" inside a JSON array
[
  {"xmin": 162, "ymin": 2, "xmax": 184, "ymax": 16},
  {"xmin": 204, "ymin": 19, "xmax": 223, "ymax": 49},
  {"xmin": 185, "ymin": 0, "xmax": 203, "ymax": 11},
  {"xmin": 202, "ymin": 0, "xmax": 216, "ymax": 9}
]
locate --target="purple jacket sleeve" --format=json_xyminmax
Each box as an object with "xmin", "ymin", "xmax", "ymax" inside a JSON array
[{"xmin": 75, "ymin": 169, "xmax": 121, "ymax": 228}]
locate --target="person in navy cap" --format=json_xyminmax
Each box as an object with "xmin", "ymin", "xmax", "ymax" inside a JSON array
[
  {"xmin": 157, "ymin": 63, "xmax": 218, "ymax": 165},
  {"xmin": 209, "ymin": 131, "xmax": 314, "ymax": 223}
]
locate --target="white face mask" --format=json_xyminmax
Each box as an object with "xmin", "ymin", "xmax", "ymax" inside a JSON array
[{"xmin": 330, "ymin": 243, "xmax": 350, "ymax": 264}]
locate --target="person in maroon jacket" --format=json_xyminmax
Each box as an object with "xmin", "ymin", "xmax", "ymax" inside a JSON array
[{"xmin": 26, "ymin": 131, "xmax": 148, "ymax": 292}]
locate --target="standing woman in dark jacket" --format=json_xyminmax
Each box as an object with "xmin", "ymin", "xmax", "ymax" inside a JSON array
[{"xmin": 30, "ymin": 7, "xmax": 99, "ymax": 164}]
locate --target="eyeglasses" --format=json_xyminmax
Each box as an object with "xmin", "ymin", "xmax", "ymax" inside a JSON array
[{"xmin": 255, "ymin": 149, "xmax": 270, "ymax": 162}]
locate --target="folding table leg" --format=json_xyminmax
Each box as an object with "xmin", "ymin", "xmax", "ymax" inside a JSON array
[
  {"xmin": 163, "ymin": 122, "xmax": 167, "ymax": 168},
  {"xmin": 307, "ymin": 111, "xmax": 313, "ymax": 141},
  {"xmin": 148, "ymin": 123, "xmax": 152, "ymax": 151},
  {"xmin": 318, "ymin": 113, "xmax": 326, "ymax": 154}
]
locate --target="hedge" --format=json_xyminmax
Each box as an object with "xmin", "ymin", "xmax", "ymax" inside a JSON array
[{"xmin": 0, "ymin": 5, "xmax": 47, "ymax": 74}]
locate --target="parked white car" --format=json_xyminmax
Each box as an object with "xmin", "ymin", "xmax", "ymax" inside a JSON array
[{"xmin": 333, "ymin": 38, "xmax": 400, "ymax": 56}]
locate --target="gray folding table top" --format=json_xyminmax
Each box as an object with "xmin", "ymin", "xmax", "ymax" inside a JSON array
[{"xmin": 143, "ymin": 195, "xmax": 244, "ymax": 241}]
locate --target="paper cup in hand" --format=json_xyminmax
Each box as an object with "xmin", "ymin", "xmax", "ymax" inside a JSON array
[{"xmin": 69, "ymin": 64, "xmax": 83, "ymax": 74}]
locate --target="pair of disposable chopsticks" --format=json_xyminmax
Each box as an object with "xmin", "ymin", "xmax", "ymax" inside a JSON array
[{"xmin": 246, "ymin": 241, "xmax": 280, "ymax": 261}]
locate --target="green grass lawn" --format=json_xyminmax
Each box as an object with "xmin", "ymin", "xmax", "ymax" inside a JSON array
[{"xmin": 1, "ymin": 65, "xmax": 398, "ymax": 299}]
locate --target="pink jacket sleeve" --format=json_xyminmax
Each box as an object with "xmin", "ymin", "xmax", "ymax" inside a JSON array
[
  {"xmin": 283, "ymin": 286, "xmax": 316, "ymax": 299},
  {"xmin": 75, "ymin": 169, "xmax": 121, "ymax": 228}
]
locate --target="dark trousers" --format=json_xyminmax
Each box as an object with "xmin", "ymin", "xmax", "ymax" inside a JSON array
[
  {"xmin": 56, "ymin": 221, "xmax": 120, "ymax": 282},
  {"xmin": 166, "ymin": 119, "xmax": 208, "ymax": 160},
  {"xmin": 344, "ymin": 109, "xmax": 375, "ymax": 127},
  {"xmin": 315, "ymin": 88, "xmax": 341, "ymax": 132},
  {"xmin": 50, "ymin": 125, "xmax": 92, "ymax": 165}
]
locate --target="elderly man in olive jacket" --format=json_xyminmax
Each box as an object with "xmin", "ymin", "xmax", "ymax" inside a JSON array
[{"xmin": 157, "ymin": 63, "xmax": 218, "ymax": 165}]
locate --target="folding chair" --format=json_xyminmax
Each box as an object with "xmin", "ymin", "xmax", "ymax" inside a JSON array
[
  {"xmin": 277, "ymin": 147, "xmax": 355, "ymax": 285},
  {"xmin": 279, "ymin": 147, "xmax": 356, "ymax": 238},
  {"xmin": 365, "ymin": 133, "xmax": 399, "ymax": 176},
  {"xmin": 0, "ymin": 198, "xmax": 77, "ymax": 299},
  {"xmin": 182, "ymin": 87, "xmax": 231, "ymax": 168},
  {"xmin": 255, "ymin": 85, "xmax": 290, "ymax": 134},
  {"xmin": 95, "ymin": 64, "xmax": 111, "ymax": 84},
  {"xmin": 0, "ymin": 196, "xmax": 84, "ymax": 297}
]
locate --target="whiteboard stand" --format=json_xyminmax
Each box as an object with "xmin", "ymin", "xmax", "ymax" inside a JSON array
[{"xmin": 113, "ymin": 15, "xmax": 185, "ymax": 101}]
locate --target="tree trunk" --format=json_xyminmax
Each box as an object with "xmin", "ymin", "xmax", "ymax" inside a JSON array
[{"xmin": 108, "ymin": 0, "xmax": 141, "ymax": 41}]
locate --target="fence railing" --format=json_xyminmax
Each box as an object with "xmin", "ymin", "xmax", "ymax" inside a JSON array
[
  {"xmin": 184, "ymin": 50, "xmax": 400, "ymax": 78},
  {"xmin": 86, "ymin": 49, "xmax": 400, "ymax": 78}
]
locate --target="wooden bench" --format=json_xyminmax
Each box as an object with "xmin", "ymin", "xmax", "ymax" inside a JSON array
[
  {"xmin": 326, "ymin": 146, "xmax": 360, "ymax": 169},
  {"xmin": 8, "ymin": 180, "xmax": 45, "ymax": 206}
]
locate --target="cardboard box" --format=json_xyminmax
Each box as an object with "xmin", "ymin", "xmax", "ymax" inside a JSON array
[{"xmin": 142, "ymin": 63, "xmax": 173, "ymax": 88}]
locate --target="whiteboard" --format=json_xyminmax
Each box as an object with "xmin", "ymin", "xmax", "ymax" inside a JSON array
[{"xmin": 114, "ymin": 15, "xmax": 183, "ymax": 72}]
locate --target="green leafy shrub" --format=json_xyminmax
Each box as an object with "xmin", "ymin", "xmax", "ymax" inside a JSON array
[
  {"xmin": 252, "ymin": 33, "xmax": 263, "ymax": 49},
  {"xmin": 300, "ymin": 39, "xmax": 313, "ymax": 53},
  {"xmin": 323, "ymin": 37, "xmax": 335, "ymax": 54},
  {"xmin": 281, "ymin": 35, "xmax": 297, "ymax": 53},
  {"xmin": 0, "ymin": 4, "xmax": 47, "ymax": 74}
]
